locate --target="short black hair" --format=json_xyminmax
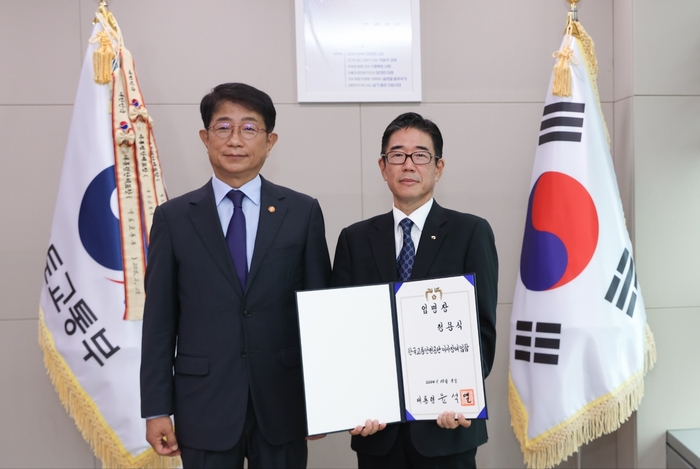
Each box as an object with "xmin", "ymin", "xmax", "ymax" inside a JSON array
[
  {"xmin": 381, "ymin": 112, "xmax": 444, "ymax": 160},
  {"xmin": 200, "ymin": 83, "xmax": 276, "ymax": 132}
]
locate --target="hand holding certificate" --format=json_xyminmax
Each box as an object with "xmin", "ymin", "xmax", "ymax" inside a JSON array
[{"xmin": 296, "ymin": 274, "xmax": 487, "ymax": 436}]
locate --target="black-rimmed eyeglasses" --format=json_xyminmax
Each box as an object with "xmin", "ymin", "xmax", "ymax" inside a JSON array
[{"xmin": 382, "ymin": 151, "xmax": 440, "ymax": 165}]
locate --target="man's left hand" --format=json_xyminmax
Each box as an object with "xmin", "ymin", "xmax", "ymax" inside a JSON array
[{"xmin": 436, "ymin": 411, "xmax": 471, "ymax": 429}]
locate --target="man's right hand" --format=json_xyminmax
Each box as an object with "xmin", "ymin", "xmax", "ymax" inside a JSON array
[
  {"xmin": 349, "ymin": 419, "xmax": 386, "ymax": 437},
  {"xmin": 146, "ymin": 416, "xmax": 180, "ymax": 456}
]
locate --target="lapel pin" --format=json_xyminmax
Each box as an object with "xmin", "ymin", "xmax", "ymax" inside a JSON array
[
  {"xmin": 268, "ymin": 206, "xmax": 276, "ymax": 213},
  {"xmin": 431, "ymin": 235, "xmax": 436, "ymax": 240}
]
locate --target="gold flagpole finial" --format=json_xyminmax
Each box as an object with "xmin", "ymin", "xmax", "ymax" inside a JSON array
[
  {"xmin": 93, "ymin": 0, "xmax": 118, "ymax": 35},
  {"xmin": 569, "ymin": 0, "xmax": 579, "ymax": 22}
]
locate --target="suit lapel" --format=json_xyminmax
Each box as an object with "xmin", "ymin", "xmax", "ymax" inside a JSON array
[
  {"xmin": 187, "ymin": 181, "xmax": 244, "ymax": 297},
  {"xmin": 246, "ymin": 177, "xmax": 286, "ymax": 289},
  {"xmin": 369, "ymin": 212, "xmax": 399, "ymax": 282},
  {"xmin": 411, "ymin": 202, "xmax": 448, "ymax": 280}
]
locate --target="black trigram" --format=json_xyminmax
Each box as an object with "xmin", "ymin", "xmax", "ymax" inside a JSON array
[
  {"xmin": 538, "ymin": 102, "xmax": 585, "ymax": 146},
  {"xmin": 514, "ymin": 321, "xmax": 561, "ymax": 365},
  {"xmin": 604, "ymin": 248, "xmax": 638, "ymax": 317}
]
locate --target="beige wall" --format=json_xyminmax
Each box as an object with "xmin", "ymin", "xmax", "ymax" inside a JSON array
[
  {"xmin": 630, "ymin": 1, "xmax": 700, "ymax": 468},
  {"xmin": 1, "ymin": 1, "xmax": 697, "ymax": 468}
]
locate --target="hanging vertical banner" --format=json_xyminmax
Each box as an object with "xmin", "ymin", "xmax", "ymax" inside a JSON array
[
  {"xmin": 295, "ymin": 0, "xmax": 422, "ymax": 102},
  {"xmin": 38, "ymin": 5, "xmax": 176, "ymax": 468},
  {"xmin": 508, "ymin": 10, "xmax": 656, "ymax": 469}
]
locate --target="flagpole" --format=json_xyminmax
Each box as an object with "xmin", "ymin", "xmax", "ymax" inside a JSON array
[
  {"xmin": 577, "ymin": 447, "xmax": 582, "ymax": 469},
  {"xmin": 573, "ymin": 7, "xmax": 581, "ymax": 469},
  {"xmin": 570, "ymin": 6, "xmax": 583, "ymax": 469}
]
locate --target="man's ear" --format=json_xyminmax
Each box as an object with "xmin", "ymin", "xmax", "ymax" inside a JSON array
[
  {"xmin": 199, "ymin": 129, "xmax": 209, "ymax": 149},
  {"xmin": 378, "ymin": 157, "xmax": 388, "ymax": 181},
  {"xmin": 435, "ymin": 158, "xmax": 445, "ymax": 181},
  {"xmin": 266, "ymin": 132, "xmax": 279, "ymax": 152}
]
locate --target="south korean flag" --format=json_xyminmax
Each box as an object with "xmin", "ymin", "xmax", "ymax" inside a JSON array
[{"xmin": 508, "ymin": 28, "xmax": 656, "ymax": 469}]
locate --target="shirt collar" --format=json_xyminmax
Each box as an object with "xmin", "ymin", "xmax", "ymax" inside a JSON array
[
  {"xmin": 392, "ymin": 198, "xmax": 434, "ymax": 233},
  {"xmin": 212, "ymin": 174, "xmax": 261, "ymax": 207}
]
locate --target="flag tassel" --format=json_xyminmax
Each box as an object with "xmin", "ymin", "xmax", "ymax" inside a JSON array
[
  {"xmin": 91, "ymin": 31, "xmax": 115, "ymax": 85},
  {"xmin": 551, "ymin": 13, "xmax": 578, "ymax": 97}
]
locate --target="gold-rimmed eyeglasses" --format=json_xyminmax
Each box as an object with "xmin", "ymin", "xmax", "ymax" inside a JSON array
[{"xmin": 207, "ymin": 122, "xmax": 267, "ymax": 140}]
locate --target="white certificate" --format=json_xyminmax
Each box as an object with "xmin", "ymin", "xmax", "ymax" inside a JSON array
[
  {"xmin": 294, "ymin": 0, "xmax": 422, "ymax": 102},
  {"xmin": 395, "ymin": 275, "xmax": 487, "ymax": 420},
  {"xmin": 296, "ymin": 275, "xmax": 486, "ymax": 436},
  {"xmin": 296, "ymin": 284, "xmax": 403, "ymax": 436}
]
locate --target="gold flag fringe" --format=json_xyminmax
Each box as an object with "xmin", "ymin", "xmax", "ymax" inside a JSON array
[
  {"xmin": 510, "ymin": 371, "xmax": 643, "ymax": 469},
  {"xmin": 38, "ymin": 308, "xmax": 181, "ymax": 469},
  {"xmin": 572, "ymin": 21, "xmax": 598, "ymax": 79},
  {"xmin": 509, "ymin": 326, "xmax": 657, "ymax": 469},
  {"xmin": 570, "ymin": 21, "xmax": 611, "ymax": 147}
]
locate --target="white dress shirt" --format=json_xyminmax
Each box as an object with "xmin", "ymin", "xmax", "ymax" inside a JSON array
[
  {"xmin": 391, "ymin": 198, "xmax": 434, "ymax": 259},
  {"xmin": 211, "ymin": 174, "xmax": 261, "ymax": 269}
]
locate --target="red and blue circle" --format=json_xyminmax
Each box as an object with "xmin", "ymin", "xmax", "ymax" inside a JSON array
[{"xmin": 520, "ymin": 171, "xmax": 598, "ymax": 291}]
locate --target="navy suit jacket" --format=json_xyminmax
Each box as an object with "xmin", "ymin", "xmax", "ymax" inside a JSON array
[
  {"xmin": 331, "ymin": 201, "xmax": 498, "ymax": 458},
  {"xmin": 140, "ymin": 176, "xmax": 331, "ymax": 451}
]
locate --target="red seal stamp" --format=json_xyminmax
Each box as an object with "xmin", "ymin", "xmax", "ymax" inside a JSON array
[{"xmin": 460, "ymin": 389, "xmax": 475, "ymax": 406}]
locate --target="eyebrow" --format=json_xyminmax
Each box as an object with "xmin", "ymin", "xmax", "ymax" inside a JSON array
[
  {"xmin": 389, "ymin": 144, "xmax": 431, "ymax": 151},
  {"xmin": 214, "ymin": 116, "xmax": 260, "ymax": 123}
]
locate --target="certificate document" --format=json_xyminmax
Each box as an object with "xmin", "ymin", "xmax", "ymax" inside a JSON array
[
  {"xmin": 296, "ymin": 274, "xmax": 486, "ymax": 436},
  {"xmin": 395, "ymin": 276, "xmax": 486, "ymax": 421}
]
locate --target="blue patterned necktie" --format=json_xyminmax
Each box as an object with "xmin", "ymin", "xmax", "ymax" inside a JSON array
[
  {"xmin": 397, "ymin": 218, "xmax": 415, "ymax": 281},
  {"xmin": 226, "ymin": 190, "xmax": 247, "ymax": 289}
]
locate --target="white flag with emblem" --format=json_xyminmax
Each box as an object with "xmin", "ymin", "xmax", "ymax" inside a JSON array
[
  {"xmin": 38, "ymin": 6, "xmax": 175, "ymax": 468},
  {"xmin": 508, "ymin": 13, "xmax": 656, "ymax": 469}
]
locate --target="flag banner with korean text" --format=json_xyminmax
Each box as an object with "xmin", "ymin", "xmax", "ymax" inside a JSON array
[
  {"xmin": 38, "ymin": 6, "xmax": 175, "ymax": 468},
  {"xmin": 508, "ymin": 14, "xmax": 656, "ymax": 469}
]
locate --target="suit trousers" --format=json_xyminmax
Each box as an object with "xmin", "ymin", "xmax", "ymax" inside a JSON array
[
  {"xmin": 179, "ymin": 395, "xmax": 308, "ymax": 469},
  {"xmin": 356, "ymin": 423, "xmax": 477, "ymax": 469}
]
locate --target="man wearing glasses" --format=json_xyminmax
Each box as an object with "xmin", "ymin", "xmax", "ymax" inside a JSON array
[
  {"xmin": 140, "ymin": 83, "xmax": 331, "ymax": 468},
  {"xmin": 332, "ymin": 112, "xmax": 498, "ymax": 469}
]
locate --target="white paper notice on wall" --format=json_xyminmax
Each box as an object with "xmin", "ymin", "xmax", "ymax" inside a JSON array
[{"xmin": 295, "ymin": 0, "xmax": 422, "ymax": 103}]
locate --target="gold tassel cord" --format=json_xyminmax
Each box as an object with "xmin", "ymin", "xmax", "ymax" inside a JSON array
[
  {"xmin": 552, "ymin": 12, "xmax": 579, "ymax": 97},
  {"xmin": 90, "ymin": 2, "xmax": 123, "ymax": 85},
  {"xmin": 90, "ymin": 31, "xmax": 115, "ymax": 85}
]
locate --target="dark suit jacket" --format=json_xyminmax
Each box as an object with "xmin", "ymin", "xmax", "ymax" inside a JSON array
[
  {"xmin": 140, "ymin": 176, "xmax": 331, "ymax": 451},
  {"xmin": 331, "ymin": 201, "xmax": 498, "ymax": 458}
]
